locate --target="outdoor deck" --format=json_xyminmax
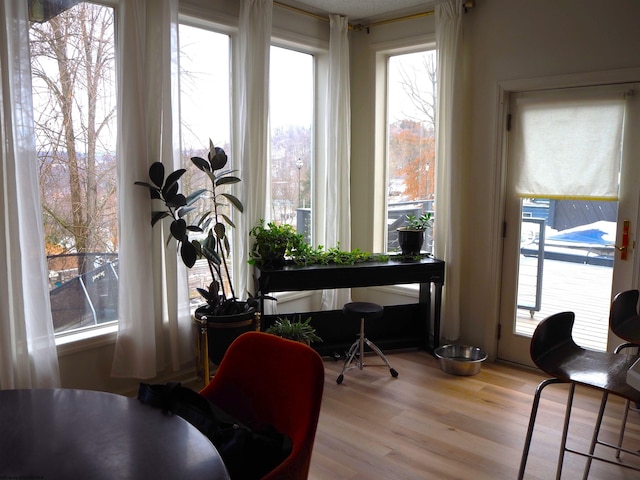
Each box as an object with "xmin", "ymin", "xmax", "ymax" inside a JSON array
[{"xmin": 516, "ymin": 255, "xmax": 613, "ymax": 351}]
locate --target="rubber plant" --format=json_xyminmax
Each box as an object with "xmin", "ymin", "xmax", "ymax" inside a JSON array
[{"xmin": 136, "ymin": 140, "xmax": 256, "ymax": 316}]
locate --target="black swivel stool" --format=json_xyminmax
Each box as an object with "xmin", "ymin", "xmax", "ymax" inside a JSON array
[{"xmin": 336, "ymin": 302, "xmax": 398, "ymax": 384}]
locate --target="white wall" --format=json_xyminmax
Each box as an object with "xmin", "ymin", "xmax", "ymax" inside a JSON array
[{"xmin": 461, "ymin": 0, "xmax": 640, "ymax": 353}]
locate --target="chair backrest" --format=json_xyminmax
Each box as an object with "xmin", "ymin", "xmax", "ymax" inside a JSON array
[
  {"xmin": 610, "ymin": 289, "xmax": 640, "ymax": 342},
  {"xmin": 530, "ymin": 311, "xmax": 582, "ymax": 378},
  {"xmin": 200, "ymin": 331, "xmax": 325, "ymax": 479}
]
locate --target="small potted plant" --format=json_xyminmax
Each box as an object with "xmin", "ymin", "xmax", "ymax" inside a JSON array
[
  {"xmin": 396, "ymin": 212, "xmax": 433, "ymax": 256},
  {"xmin": 265, "ymin": 315, "xmax": 322, "ymax": 345},
  {"xmin": 249, "ymin": 219, "xmax": 306, "ymax": 268}
]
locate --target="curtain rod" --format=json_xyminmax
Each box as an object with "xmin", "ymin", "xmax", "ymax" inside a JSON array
[{"xmin": 273, "ymin": 1, "xmax": 475, "ymax": 32}]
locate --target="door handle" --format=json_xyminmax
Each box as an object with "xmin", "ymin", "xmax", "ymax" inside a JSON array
[{"xmin": 616, "ymin": 220, "xmax": 630, "ymax": 260}]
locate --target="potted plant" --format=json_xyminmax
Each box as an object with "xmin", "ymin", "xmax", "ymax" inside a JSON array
[
  {"xmin": 136, "ymin": 140, "xmax": 257, "ymax": 366},
  {"xmin": 249, "ymin": 219, "xmax": 306, "ymax": 268},
  {"xmin": 396, "ymin": 212, "xmax": 433, "ymax": 256},
  {"xmin": 265, "ymin": 315, "xmax": 322, "ymax": 345}
]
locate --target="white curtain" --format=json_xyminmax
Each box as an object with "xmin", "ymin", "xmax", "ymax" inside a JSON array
[
  {"xmin": 434, "ymin": 0, "xmax": 464, "ymax": 342},
  {"xmin": 0, "ymin": 0, "xmax": 60, "ymax": 388},
  {"xmin": 111, "ymin": 0, "xmax": 192, "ymax": 378},
  {"xmin": 319, "ymin": 15, "xmax": 352, "ymax": 311},
  {"xmin": 235, "ymin": 0, "xmax": 273, "ymax": 303}
]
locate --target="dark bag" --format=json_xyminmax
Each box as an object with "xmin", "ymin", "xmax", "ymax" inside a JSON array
[{"xmin": 137, "ymin": 382, "xmax": 292, "ymax": 479}]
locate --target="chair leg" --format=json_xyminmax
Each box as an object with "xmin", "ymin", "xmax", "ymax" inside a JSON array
[
  {"xmin": 582, "ymin": 391, "xmax": 609, "ymax": 480},
  {"xmin": 556, "ymin": 383, "xmax": 576, "ymax": 480},
  {"xmin": 615, "ymin": 399, "xmax": 631, "ymax": 459},
  {"xmin": 518, "ymin": 378, "xmax": 564, "ymax": 480}
]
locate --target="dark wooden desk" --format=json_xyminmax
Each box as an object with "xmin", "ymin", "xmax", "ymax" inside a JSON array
[
  {"xmin": 256, "ymin": 255, "xmax": 445, "ymax": 354},
  {"xmin": 0, "ymin": 388, "xmax": 230, "ymax": 480}
]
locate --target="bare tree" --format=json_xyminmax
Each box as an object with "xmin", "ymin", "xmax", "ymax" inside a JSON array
[
  {"xmin": 396, "ymin": 52, "xmax": 437, "ymax": 128},
  {"xmin": 29, "ymin": 2, "xmax": 117, "ymax": 275}
]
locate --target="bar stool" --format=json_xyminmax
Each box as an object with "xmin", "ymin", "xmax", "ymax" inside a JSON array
[
  {"xmin": 336, "ymin": 302, "xmax": 398, "ymax": 385},
  {"xmin": 518, "ymin": 311, "xmax": 640, "ymax": 479},
  {"xmin": 607, "ymin": 289, "xmax": 640, "ymax": 460}
]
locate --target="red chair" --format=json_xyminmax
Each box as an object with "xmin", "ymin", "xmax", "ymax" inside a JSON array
[{"xmin": 200, "ymin": 331, "xmax": 325, "ymax": 479}]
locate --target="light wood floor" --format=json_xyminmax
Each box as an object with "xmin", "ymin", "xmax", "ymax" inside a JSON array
[{"xmin": 309, "ymin": 350, "xmax": 640, "ymax": 480}]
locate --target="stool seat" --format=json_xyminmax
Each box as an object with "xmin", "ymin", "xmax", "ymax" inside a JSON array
[
  {"xmin": 342, "ymin": 302, "xmax": 384, "ymax": 320},
  {"xmin": 337, "ymin": 302, "xmax": 398, "ymax": 384}
]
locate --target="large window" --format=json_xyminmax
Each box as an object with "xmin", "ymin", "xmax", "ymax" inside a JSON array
[
  {"xmin": 178, "ymin": 23, "xmax": 232, "ymax": 305},
  {"xmin": 386, "ymin": 49, "xmax": 437, "ymax": 254},
  {"xmin": 269, "ymin": 46, "xmax": 314, "ymax": 241},
  {"xmin": 178, "ymin": 23, "xmax": 232, "ymax": 304},
  {"xmin": 30, "ymin": 1, "xmax": 118, "ymax": 334}
]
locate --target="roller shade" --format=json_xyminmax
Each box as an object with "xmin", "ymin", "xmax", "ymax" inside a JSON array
[{"xmin": 511, "ymin": 88, "xmax": 626, "ymax": 200}]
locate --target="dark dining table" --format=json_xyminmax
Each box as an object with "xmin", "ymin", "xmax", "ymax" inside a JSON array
[{"xmin": 0, "ymin": 388, "xmax": 230, "ymax": 480}]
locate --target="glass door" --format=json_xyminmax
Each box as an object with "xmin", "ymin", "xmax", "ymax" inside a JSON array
[{"xmin": 498, "ymin": 84, "xmax": 640, "ymax": 366}]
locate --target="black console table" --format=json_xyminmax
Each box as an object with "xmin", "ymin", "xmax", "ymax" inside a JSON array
[{"xmin": 255, "ymin": 255, "xmax": 445, "ymax": 356}]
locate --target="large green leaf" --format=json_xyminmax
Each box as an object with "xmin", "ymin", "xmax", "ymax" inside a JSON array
[
  {"xmin": 170, "ymin": 218, "xmax": 187, "ymax": 241},
  {"xmin": 149, "ymin": 162, "xmax": 165, "ymax": 188},
  {"xmin": 208, "ymin": 144, "xmax": 227, "ymax": 170},
  {"xmin": 220, "ymin": 213, "xmax": 235, "ymax": 228},
  {"xmin": 214, "ymin": 222, "xmax": 226, "ymax": 240},
  {"xmin": 191, "ymin": 156, "xmax": 210, "ymax": 172},
  {"xmin": 165, "ymin": 192, "xmax": 187, "ymax": 208},
  {"xmin": 221, "ymin": 193, "xmax": 244, "ymax": 213},
  {"xmin": 151, "ymin": 211, "xmax": 170, "ymax": 227},
  {"xmin": 215, "ymin": 176, "xmax": 240, "ymax": 186},
  {"xmin": 180, "ymin": 240, "xmax": 197, "ymax": 268},
  {"xmin": 162, "ymin": 168, "xmax": 186, "ymax": 198},
  {"xmin": 185, "ymin": 189, "xmax": 206, "ymax": 206}
]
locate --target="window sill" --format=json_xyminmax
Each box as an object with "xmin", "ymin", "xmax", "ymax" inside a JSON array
[{"xmin": 55, "ymin": 322, "xmax": 119, "ymax": 357}]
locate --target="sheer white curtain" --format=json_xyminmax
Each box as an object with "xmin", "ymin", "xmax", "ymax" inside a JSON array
[
  {"xmin": 111, "ymin": 0, "xmax": 192, "ymax": 378},
  {"xmin": 235, "ymin": 0, "xmax": 273, "ymax": 302},
  {"xmin": 434, "ymin": 0, "xmax": 464, "ymax": 342},
  {"xmin": 0, "ymin": 0, "xmax": 60, "ymax": 388},
  {"xmin": 319, "ymin": 15, "xmax": 352, "ymax": 311}
]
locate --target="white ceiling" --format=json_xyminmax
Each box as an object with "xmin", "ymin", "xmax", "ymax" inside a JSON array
[{"xmin": 276, "ymin": 0, "xmax": 438, "ymax": 23}]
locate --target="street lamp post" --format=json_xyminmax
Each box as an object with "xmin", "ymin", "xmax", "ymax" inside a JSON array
[{"xmin": 296, "ymin": 158, "xmax": 303, "ymax": 208}]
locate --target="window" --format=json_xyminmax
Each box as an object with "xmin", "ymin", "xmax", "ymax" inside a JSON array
[
  {"xmin": 269, "ymin": 46, "xmax": 314, "ymax": 242},
  {"xmin": 30, "ymin": 1, "xmax": 118, "ymax": 334},
  {"xmin": 386, "ymin": 49, "xmax": 437, "ymax": 254},
  {"xmin": 178, "ymin": 23, "xmax": 232, "ymax": 305}
]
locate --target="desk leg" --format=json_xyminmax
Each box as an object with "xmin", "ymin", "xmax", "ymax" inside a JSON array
[
  {"xmin": 419, "ymin": 282, "xmax": 432, "ymax": 350},
  {"xmin": 433, "ymin": 282, "xmax": 443, "ymax": 349}
]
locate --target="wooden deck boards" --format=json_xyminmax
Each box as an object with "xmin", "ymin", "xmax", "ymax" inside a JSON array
[{"xmin": 516, "ymin": 257, "xmax": 613, "ymax": 351}]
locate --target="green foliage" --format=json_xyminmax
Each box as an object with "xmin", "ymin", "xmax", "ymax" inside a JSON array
[
  {"xmin": 265, "ymin": 316, "xmax": 322, "ymax": 344},
  {"xmin": 403, "ymin": 212, "xmax": 433, "ymax": 231},
  {"xmin": 291, "ymin": 242, "xmax": 389, "ymax": 266},
  {"xmin": 249, "ymin": 220, "xmax": 307, "ymax": 266},
  {"xmin": 248, "ymin": 219, "xmax": 389, "ymax": 267}
]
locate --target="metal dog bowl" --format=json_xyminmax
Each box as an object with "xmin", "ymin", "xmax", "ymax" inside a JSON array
[{"xmin": 434, "ymin": 344, "xmax": 487, "ymax": 376}]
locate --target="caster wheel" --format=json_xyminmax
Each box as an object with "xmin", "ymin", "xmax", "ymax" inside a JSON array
[
  {"xmin": 337, "ymin": 374, "xmax": 344, "ymax": 384},
  {"xmin": 390, "ymin": 368, "xmax": 398, "ymax": 378}
]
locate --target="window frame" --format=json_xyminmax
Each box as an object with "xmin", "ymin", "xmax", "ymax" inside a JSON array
[{"xmin": 375, "ymin": 40, "xmax": 437, "ymax": 255}]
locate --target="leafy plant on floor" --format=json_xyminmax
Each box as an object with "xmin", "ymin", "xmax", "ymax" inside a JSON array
[{"xmin": 265, "ymin": 316, "xmax": 322, "ymax": 344}]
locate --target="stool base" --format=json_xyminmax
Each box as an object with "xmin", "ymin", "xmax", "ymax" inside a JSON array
[{"xmin": 337, "ymin": 318, "xmax": 398, "ymax": 384}]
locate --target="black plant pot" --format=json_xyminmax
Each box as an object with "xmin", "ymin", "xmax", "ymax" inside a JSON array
[
  {"xmin": 195, "ymin": 304, "xmax": 257, "ymax": 365},
  {"xmin": 256, "ymin": 244, "xmax": 287, "ymax": 269},
  {"xmin": 397, "ymin": 229, "xmax": 425, "ymax": 256}
]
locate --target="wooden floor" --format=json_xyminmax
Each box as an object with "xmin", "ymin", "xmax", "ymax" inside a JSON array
[{"xmin": 308, "ymin": 350, "xmax": 640, "ymax": 480}]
